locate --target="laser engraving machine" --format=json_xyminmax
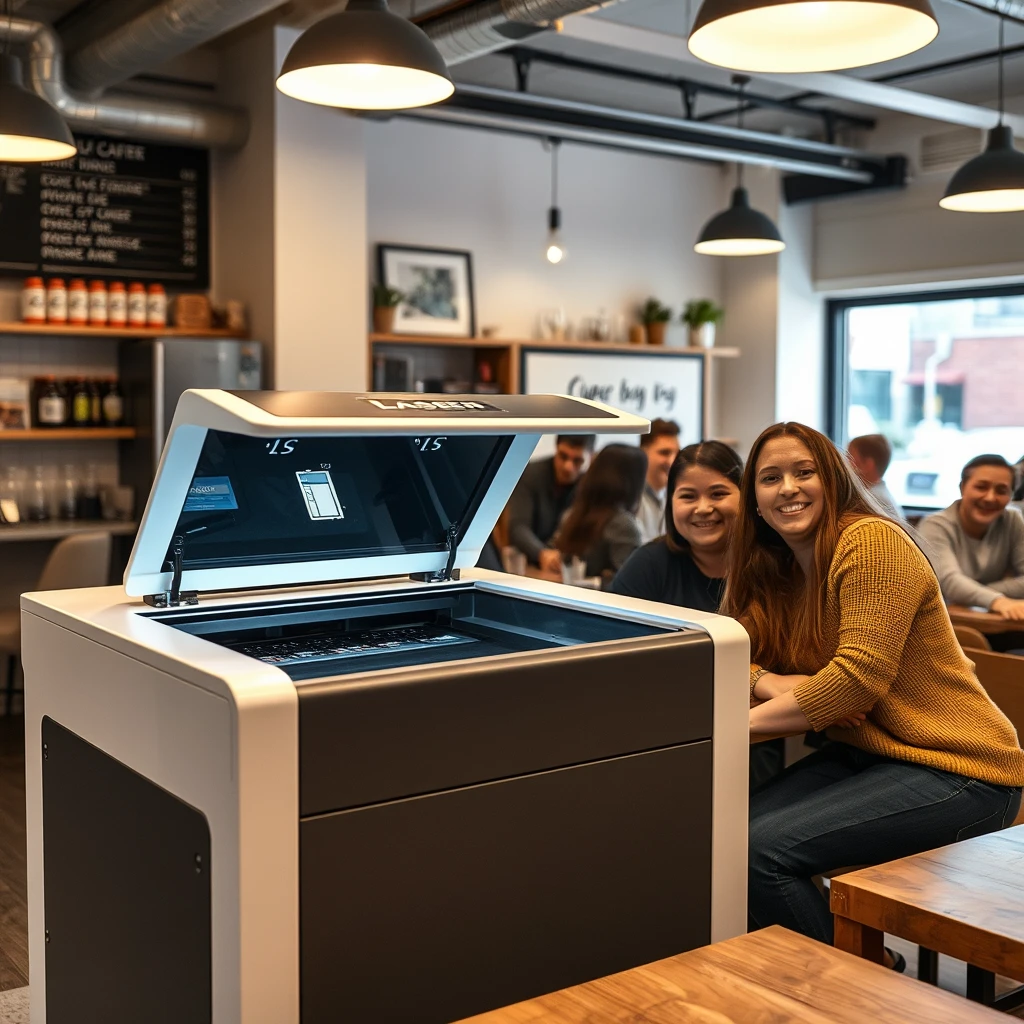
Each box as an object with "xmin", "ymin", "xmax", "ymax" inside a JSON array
[{"xmin": 21, "ymin": 390, "xmax": 749, "ymax": 1024}]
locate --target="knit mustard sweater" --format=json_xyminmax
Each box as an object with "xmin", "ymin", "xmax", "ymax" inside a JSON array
[{"xmin": 759, "ymin": 517, "xmax": 1024, "ymax": 788}]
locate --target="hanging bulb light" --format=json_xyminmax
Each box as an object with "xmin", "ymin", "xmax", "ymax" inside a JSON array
[
  {"xmin": 688, "ymin": 0, "xmax": 938, "ymax": 73},
  {"xmin": 0, "ymin": 0, "xmax": 76, "ymax": 163},
  {"xmin": 276, "ymin": 0, "xmax": 454, "ymax": 111},
  {"xmin": 544, "ymin": 139, "xmax": 567, "ymax": 265},
  {"xmin": 941, "ymin": 17, "xmax": 1024, "ymax": 213},
  {"xmin": 695, "ymin": 78, "xmax": 785, "ymax": 257}
]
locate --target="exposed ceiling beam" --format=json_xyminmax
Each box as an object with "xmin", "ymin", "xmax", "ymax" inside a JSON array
[{"xmin": 557, "ymin": 16, "xmax": 1024, "ymax": 134}]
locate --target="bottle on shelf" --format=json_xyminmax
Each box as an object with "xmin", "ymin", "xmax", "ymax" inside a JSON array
[
  {"xmin": 22, "ymin": 277, "xmax": 46, "ymax": 323},
  {"xmin": 89, "ymin": 379, "xmax": 103, "ymax": 426},
  {"xmin": 35, "ymin": 376, "xmax": 67, "ymax": 428},
  {"xmin": 127, "ymin": 282, "xmax": 147, "ymax": 326},
  {"xmin": 67, "ymin": 279, "xmax": 88, "ymax": 326},
  {"xmin": 0, "ymin": 466, "xmax": 23, "ymax": 523},
  {"xmin": 27, "ymin": 466, "xmax": 50, "ymax": 522},
  {"xmin": 147, "ymin": 283, "xmax": 167, "ymax": 328},
  {"xmin": 102, "ymin": 379, "xmax": 124, "ymax": 427},
  {"xmin": 88, "ymin": 280, "xmax": 108, "ymax": 327},
  {"xmin": 108, "ymin": 281, "xmax": 127, "ymax": 326},
  {"xmin": 46, "ymin": 278, "xmax": 67, "ymax": 324},
  {"xmin": 70, "ymin": 378, "xmax": 91, "ymax": 427},
  {"xmin": 58, "ymin": 465, "xmax": 77, "ymax": 520},
  {"xmin": 76, "ymin": 462, "xmax": 101, "ymax": 520}
]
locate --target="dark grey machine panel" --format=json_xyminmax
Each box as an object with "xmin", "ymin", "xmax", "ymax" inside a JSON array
[
  {"xmin": 298, "ymin": 631, "xmax": 713, "ymax": 815},
  {"xmin": 42, "ymin": 717, "xmax": 212, "ymax": 1024},
  {"xmin": 300, "ymin": 741, "xmax": 713, "ymax": 1024}
]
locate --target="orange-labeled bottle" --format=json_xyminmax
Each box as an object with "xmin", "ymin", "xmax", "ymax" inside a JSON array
[
  {"xmin": 68, "ymin": 279, "xmax": 88, "ymax": 325},
  {"xmin": 127, "ymin": 282, "xmax": 147, "ymax": 326},
  {"xmin": 146, "ymin": 283, "xmax": 167, "ymax": 327},
  {"xmin": 107, "ymin": 281, "xmax": 127, "ymax": 326},
  {"xmin": 88, "ymin": 280, "xmax": 108, "ymax": 326},
  {"xmin": 46, "ymin": 278, "xmax": 67, "ymax": 323},
  {"xmin": 21, "ymin": 277, "xmax": 46, "ymax": 323}
]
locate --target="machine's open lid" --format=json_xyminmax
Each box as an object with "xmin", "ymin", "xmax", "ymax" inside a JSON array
[{"xmin": 124, "ymin": 390, "xmax": 650, "ymax": 600}]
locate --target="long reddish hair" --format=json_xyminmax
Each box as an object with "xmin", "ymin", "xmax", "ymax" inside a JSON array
[{"xmin": 721, "ymin": 422, "xmax": 900, "ymax": 673}]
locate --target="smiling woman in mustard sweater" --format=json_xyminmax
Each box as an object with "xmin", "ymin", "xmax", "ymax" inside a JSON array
[{"xmin": 722, "ymin": 422, "xmax": 1024, "ymax": 954}]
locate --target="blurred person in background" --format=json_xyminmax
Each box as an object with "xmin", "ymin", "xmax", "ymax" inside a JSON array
[
  {"xmin": 507, "ymin": 434, "xmax": 594, "ymax": 574},
  {"xmin": 919, "ymin": 454, "xmax": 1024, "ymax": 652},
  {"xmin": 1013, "ymin": 455, "xmax": 1024, "ymax": 515},
  {"xmin": 556, "ymin": 444, "xmax": 646, "ymax": 583},
  {"xmin": 847, "ymin": 434, "xmax": 906, "ymax": 523},
  {"xmin": 637, "ymin": 419, "xmax": 681, "ymax": 543}
]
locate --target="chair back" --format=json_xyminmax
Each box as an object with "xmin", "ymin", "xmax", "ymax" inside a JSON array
[
  {"xmin": 954, "ymin": 625, "xmax": 992, "ymax": 651},
  {"xmin": 971, "ymin": 648, "xmax": 1024, "ymax": 826},
  {"xmin": 36, "ymin": 532, "xmax": 112, "ymax": 592}
]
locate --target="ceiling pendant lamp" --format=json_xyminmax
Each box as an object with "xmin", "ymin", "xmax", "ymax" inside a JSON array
[
  {"xmin": 695, "ymin": 77, "xmax": 785, "ymax": 257},
  {"xmin": 688, "ymin": 0, "xmax": 938, "ymax": 73},
  {"xmin": 276, "ymin": 0, "xmax": 454, "ymax": 111},
  {"xmin": 941, "ymin": 18, "xmax": 1024, "ymax": 213},
  {"xmin": 0, "ymin": 53, "xmax": 76, "ymax": 163},
  {"xmin": 544, "ymin": 139, "xmax": 566, "ymax": 265}
]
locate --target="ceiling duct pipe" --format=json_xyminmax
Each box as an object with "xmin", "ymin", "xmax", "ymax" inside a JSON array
[
  {"xmin": 65, "ymin": 0, "xmax": 287, "ymax": 96},
  {"xmin": 420, "ymin": 0, "xmax": 621, "ymax": 66},
  {"xmin": 2, "ymin": 17, "xmax": 249, "ymax": 147}
]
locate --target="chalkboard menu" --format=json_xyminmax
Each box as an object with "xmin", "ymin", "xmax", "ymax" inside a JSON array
[{"xmin": 0, "ymin": 133, "xmax": 209, "ymax": 288}]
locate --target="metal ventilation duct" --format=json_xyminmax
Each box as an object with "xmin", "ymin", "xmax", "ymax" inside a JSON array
[
  {"xmin": 65, "ymin": 0, "xmax": 287, "ymax": 96},
  {"xmin": 2, "ymin": 17, "xmax": 248, "ymax": 147},
  {"xmin": 421, "ymin": 0, "xmax": 620, "ymax": 65}
]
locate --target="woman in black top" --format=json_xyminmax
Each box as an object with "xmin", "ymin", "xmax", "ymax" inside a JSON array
[{"xmin": 611, "ymin": 440, "xmax": 742, "ymax": 611}]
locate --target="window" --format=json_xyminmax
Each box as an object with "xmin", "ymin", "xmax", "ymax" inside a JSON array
[{"xmin": 829, "ymin": 285, "xmax": 1024, "ymax": 511}]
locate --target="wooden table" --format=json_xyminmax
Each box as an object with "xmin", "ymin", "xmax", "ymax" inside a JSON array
[
  {"xmin": 948, "ymin": 605, "xmax": 1024, "ymax": 635},
  {"xmin": 832, "ymin": 825, "xmax": 1024, "ymax": 1005},
  {"xmin": 455, "ymin": 925, "xmax": 1005, "ymax": 1023}
]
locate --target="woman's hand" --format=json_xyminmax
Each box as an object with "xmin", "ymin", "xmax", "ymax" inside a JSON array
[
  {"xmin": 991, "ymin": 596, "xmax": 1024, "ymax": 622},
  {"xmin": 753, "ymin": 672, "xmax": 810, "ymax": 702},
  {"xmin": 832, "ymin": 711, "xmax": 868, "ymax": 729}
]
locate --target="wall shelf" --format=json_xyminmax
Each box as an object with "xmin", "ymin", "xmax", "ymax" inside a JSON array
[
  {"xmin": 0, "ymin": 428, "xmax": 136, "ymax": 442},
  {"xmin": 370, "ymin": 333, "xmax": 738, "ymax": 358},
  {"xmin": 0, "ymin": 322, "xmax": 246, "ymax": 340},
  {"xmin": 0, "ymin": 520, "xmax": 138, "ymax": 543}
]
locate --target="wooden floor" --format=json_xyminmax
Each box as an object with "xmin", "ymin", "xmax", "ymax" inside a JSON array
[{"xmin": 0, "ymin": 716, "xmax": 27, "ymax": 990}]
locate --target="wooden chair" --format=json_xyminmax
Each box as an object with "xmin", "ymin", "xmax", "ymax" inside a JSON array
[{"xmin": 955, "ymin": 625, "xmax": 992, "ymax": 651}]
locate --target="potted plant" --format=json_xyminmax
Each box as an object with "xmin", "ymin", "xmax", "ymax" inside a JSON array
[
  {"xmin": 682, "ymin": 299, "xmax": 724, "ymax": 349},
  {"xmin": 372, "ymin": 284, "xmax": 404, "ymax": 335},
  {"xmin": 640, "ymin": 297, "xmax": 672, "ymax": 346}
]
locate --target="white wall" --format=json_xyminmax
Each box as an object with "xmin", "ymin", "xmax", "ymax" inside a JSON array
[{"xmin": 365, "ymin": 118, "xmax": 723, "ymax": 346}]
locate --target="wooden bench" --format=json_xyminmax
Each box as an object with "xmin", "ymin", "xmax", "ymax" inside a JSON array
[
  {"xmin": 832, "ymin": 825, "xmax": 1024, "ymax": 1009},
  {"xmin": 455, "ymin": 925, "xmax": 1006, "ymax": 1023}
]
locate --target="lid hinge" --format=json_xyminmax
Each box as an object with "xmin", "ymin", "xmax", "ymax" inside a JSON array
[
  {"xmin": 411, "ymin": 522, "xmax": 461, "ymax": 584},
  {"xmin": 144, "ymin": 534, "xmax": 199, "ymax": 608}
]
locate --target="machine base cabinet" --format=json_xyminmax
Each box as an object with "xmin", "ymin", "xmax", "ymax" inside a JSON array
[
  {"xmin": 300, "ymin": 742, "xmax": 712, "ymax": 1024},
  {"xmin": 41, "ymin": 717, "xmax": 212, "ymax": 1024}
]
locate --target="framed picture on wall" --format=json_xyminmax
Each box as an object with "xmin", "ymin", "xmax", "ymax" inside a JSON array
[{"xmin": 377, "ymin": 244, "xmax": 476, "ymax": 338}]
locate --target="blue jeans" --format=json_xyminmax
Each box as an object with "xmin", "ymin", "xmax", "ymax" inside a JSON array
[{"xmin": 749, "ymin": 743, "xmax": 1022, "ymax": 945}]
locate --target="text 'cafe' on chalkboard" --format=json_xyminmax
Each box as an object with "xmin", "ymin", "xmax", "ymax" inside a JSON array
[{"xmin": 0, "ymin": 133, "xmax": 210, "ymax": 289}]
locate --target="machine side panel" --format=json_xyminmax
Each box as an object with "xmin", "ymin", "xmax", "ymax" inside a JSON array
[
  {"xmin": 298, "ymin": 634, "xmax": 713, "ymax": 815},
  {"xmin": 42, "ymin": 718, "xmax": 212, "ymax": 1024},
  {"xmin": 299, "ymin": 741, "xmax": 712, "ymax": 1024}
]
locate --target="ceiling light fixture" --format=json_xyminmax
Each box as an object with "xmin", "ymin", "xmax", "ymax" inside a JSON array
[
  {"xmin": 940, "ymin": 17, "xmax": 1024, "ymax": 213},
  {"xmin": 687, "ymin": 0, "xmax": 938, "ymax": 73},
  {"xmin": 545, "ymin": 138, "xmax": 566, "ymax": 265},
  {"xmin": 0, "ymin": 0, "xmax": 76, "ymax": 163},
  {"xmin": 276, "ymin": 0, "xmax": 454, "ymax": 111},
  {"xmin": 695, "ymin": 77, "xmax": 785, "ymax": 257}
]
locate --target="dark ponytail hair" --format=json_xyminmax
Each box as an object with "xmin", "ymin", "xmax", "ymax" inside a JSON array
[{"xmin": 664, "ymin": 441, "xmax": 743, "ymax": 553}]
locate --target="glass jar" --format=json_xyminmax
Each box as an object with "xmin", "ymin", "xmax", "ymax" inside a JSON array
[
  {"xmin": 76, "ymin": 462, "xmax": 101, "ymax": 520},
  {"xmin": 58, "ymin": 465, "xmax": 77, "ymax": 520},
  {"xmin": 26, "ymin": 466, "xmax": 50, "ymax": 521}
]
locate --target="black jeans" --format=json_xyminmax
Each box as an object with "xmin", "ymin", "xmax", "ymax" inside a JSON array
[{"xmin": 749, "ymin": 743, "xmax": 1022, "ymax": 945}]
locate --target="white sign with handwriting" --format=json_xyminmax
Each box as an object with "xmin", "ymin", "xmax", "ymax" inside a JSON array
[{"xmin": 521, "ymin": 348, "xmax": 703, "ymax": 458}]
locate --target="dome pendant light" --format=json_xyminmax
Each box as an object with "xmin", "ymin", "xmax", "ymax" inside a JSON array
[
  {"xmin": 688, "ymin": 0, "xmax": 938, "ymax": 73},
  {"xmin": 695, "ymin": 78, "xmax": 785, "ymax": 257},
  {"xmin": 544, "ymin": 139, "xmax": 566, "ymax": 265},
  {"xmin": 941, "ymin": 18, "xmax": 1024, "ymax": 213},
  {"xmin": 0, "ymin": 4, "xmax": 76, "ymax": 164},
  {"xmin": 276, "ymin": 0, "xmax": 454, "ymax": 111}
]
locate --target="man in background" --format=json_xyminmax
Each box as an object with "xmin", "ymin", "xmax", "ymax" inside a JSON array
[
  {"xmin": 637, "ymin": 419, "xmax": 681, "ymax": 543},
  {"xmin": 848, "ymin": 433, "xmax": 907, "ymax": 523},
  {"xmin": 508, "ymin": 434, "xmax": 595, "ymax": 572}
]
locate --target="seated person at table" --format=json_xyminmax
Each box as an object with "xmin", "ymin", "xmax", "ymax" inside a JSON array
[
  {"xmin": 556, "ymin": 444, "xmax": 646, "ymax": 581},
  {"xmin": 725, "ymin": 423, "xmax": 1024, "ymax": 960},
  {"xmin": 1014, "ymin": 455, "xmax": 1024, "ymax": 515},
  {"xmin": 637, "ymin": 419, "xmax": 681, "ymax": 543},
  {"xmin": 918, "ymin": 454, "xmax": 1024, "ymax": 651},
  {"xmin": 847, "ymin": 433, "xmax": 906, "ymax": 523},
  {"xmin": 507, "ymin": 434, "xmax": 594, "ymax": 573}
]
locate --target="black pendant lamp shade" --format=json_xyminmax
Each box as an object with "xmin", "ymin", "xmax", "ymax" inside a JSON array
[
  {"xmin": 276, "ymin": 0, "xmax": 454, "ymax": 111},
  {"xmin": 695, "ymin": 186, "xmax": 785, "ymax": 255},
  {"xmin": 940, "ymin": 126, "xmax": 1024, "ymax": 212},
  {"xmin": 0, "ymin": 54, "xmax": 76, "ymax": 162},
  {"xmin": 688, "ymin": 0, "xmax": 938, "ymax": 73}
]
